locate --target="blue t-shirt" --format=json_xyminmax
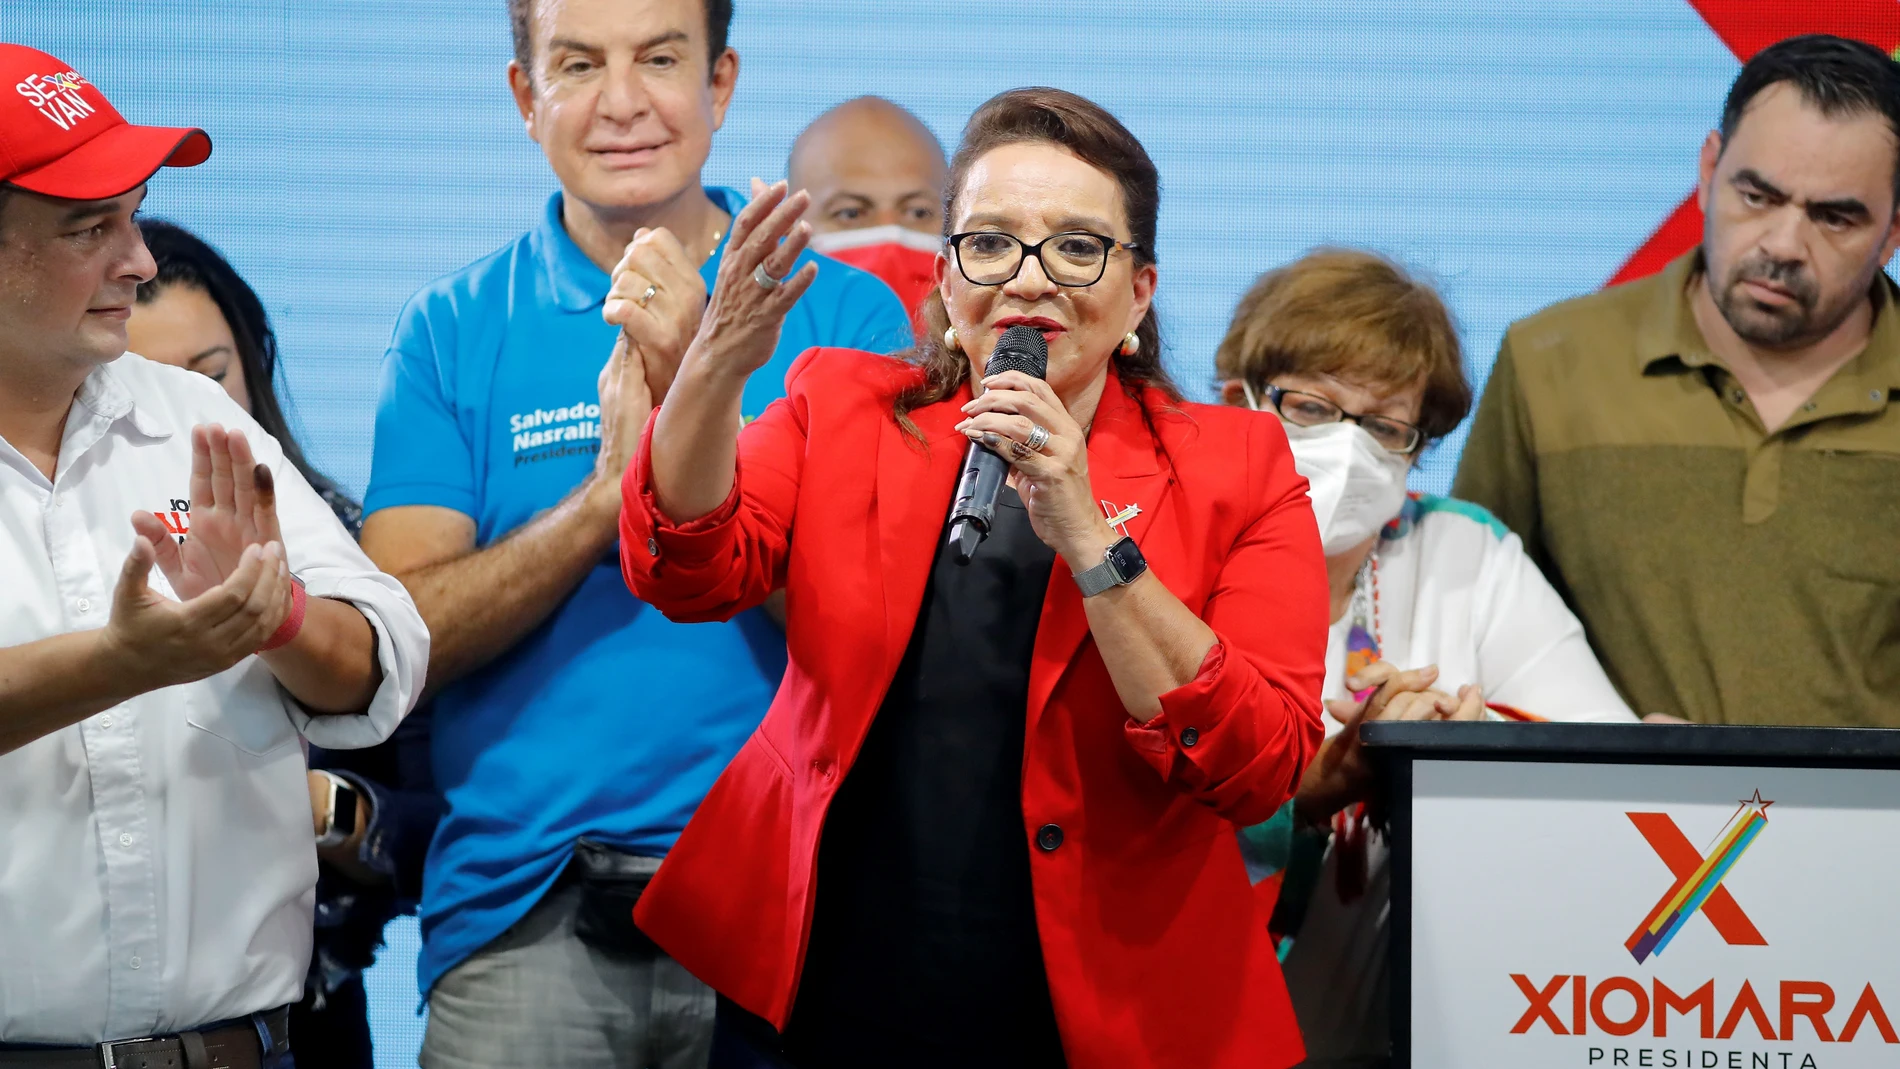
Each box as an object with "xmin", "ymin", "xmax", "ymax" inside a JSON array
[{"xmin": 365, "ymin": 188, "xmax": 910, "ymax": 995}]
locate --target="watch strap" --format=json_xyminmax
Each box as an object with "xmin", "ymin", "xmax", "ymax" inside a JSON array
[{"xmin": 1073, "ymin": 557, "xmax": 1121, "ymax": 597}]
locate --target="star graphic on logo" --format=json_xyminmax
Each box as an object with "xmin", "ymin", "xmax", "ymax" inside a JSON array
[
  {"xmin": 1100, "ymin": 500, "xmax": 1140, "ymax": 536},
  {"xmin": 1738, "ymin": 789, "xmax": 1774, "ymax": 822}
]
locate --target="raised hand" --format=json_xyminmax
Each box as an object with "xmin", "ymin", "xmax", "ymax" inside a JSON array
[
  {"xmin": 100, "ymin": 534, "xmax": 292, "ymax": 689},
  {"xmin": 684, "ymin": 180, "xmax": 818, "ymax": 381},
  {"xmin": 131, "ymin": 425, "xmax": 288, "ymax": 601}
]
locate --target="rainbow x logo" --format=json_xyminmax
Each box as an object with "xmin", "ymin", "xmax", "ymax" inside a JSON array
[{"xmin": 1624, "ymin": 791, "xmax": 1773, "ymax": 964}]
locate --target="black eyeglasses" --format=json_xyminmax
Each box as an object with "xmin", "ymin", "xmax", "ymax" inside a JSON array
[
  {"xmin": 947, "ymin": 230, "xmax": 1142, "ymax": 288},
  {"xmin": 1263, "ymin": 385, "xmax": 1424, "ymax": 454}
]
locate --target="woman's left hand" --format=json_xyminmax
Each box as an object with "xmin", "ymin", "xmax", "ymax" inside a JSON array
[{"xmin": 956, "ymin": 370, "xmax": 1116, "ymax": 568}]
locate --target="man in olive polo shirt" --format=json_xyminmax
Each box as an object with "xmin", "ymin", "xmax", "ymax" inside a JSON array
[{"xmin": 1456, "ymin": 34, "xmax": 1900, "ymax": 727}]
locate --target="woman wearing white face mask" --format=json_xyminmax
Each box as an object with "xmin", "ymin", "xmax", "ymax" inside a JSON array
[{"xmin": 1217, "ymin": 249, "xmax": 1636, "ymax": 1069}]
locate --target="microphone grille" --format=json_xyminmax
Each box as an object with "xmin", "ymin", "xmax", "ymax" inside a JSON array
[{"xmin": 984, "ymin": 324, "xmax": 1050, "ymax": 380}]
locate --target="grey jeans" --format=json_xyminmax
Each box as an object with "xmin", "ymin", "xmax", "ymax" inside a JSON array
[{"xmin": 420, "ymin": 878, "xmax": 716, "ymax": 1069}]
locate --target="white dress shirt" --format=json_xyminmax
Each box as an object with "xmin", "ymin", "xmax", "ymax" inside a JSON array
[
  {"xmin": 1277, "ymin": 495, "xmax": 1637, "ymax": 1067},
  {"xmin": 0, "ymin": 354, "xmax": 428, "ymax": 1044}
]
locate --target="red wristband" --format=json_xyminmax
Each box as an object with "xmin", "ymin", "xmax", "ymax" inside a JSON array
[{"xmin": 258, "ymin": 576, "xmax": 307, "ymax": 653}]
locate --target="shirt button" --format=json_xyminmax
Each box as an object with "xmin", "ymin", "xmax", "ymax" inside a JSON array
[
  {"xmin": 1872, "ymin": 390, "xmax": 1885, "ymax": 402},
  {"xmin": 1181, "ymin": 726, "xmax": 1200, "ymax": 748},
  {"xmin": 128, "ymin": 956, "xmax": 141, "ymax": 970},
  {"xmin": 646, "ymin": 537, "xmax": 659, "ymax": 557},
  {"xmin": 76, "ymin": 597, "xmax": 91, "ymax": 614},
  {"xmin": 1802, "ymin": 402, "xmax": 1817, "ymax": 413},
  {"xmin": 1730, "ymin": 389, "xmax": 1746, "ymax": 404},
  {"xmin": 98, "ymin": 715, "xmax": 112, "ymax": 728},
  {"xmin": 119, "ymin": 833, "xmax": 133, "ymax": 847},
  {"xmin": 1036, "ymin": 824, "xmax": 1064, "ymax": 852}
]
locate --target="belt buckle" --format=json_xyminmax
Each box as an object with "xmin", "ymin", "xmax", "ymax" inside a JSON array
[{"xmin": 96, "ymin": 1036, "xmax": 155, "ymax": 1069}]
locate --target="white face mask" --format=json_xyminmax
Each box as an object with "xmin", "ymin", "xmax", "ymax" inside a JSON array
[
  {"xmin": 806, "ymin": 224, "xmax": 945, "ymax": 256},
  {"xmin": 1242, "ymin": 382, "xmax": 1412, "ymax": 555}
]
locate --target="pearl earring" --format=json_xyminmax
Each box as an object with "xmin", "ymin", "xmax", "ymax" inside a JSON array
[
  {"xmin": 943, "ymin": 327, "xmax": 961, "ymax": 352},
  {"xmin": 1121, "ymin": 332, "xmax": 1140, "ymax": 356}
]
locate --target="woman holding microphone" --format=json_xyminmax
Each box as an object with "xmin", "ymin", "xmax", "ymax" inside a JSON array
[{"xmin": 610, "ymin": 89, "xmax": 1328, "ymax": 1069}]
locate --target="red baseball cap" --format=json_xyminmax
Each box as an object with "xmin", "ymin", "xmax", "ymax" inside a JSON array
[{"xmin": 0, "ymin": 44, "xmax": 210, "ymax": 201}]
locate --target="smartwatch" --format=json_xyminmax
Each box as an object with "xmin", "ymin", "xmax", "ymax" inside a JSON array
[
  {"xmin": 315, "ymin": 771, "xmax": 359, "ymax": 849},
  {"xmin": 1073, "ymin": 536, "xmax": 1148, "ymax": 597}
]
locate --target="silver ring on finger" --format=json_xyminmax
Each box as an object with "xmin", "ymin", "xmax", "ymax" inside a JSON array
[
  {"xmin": 752, "ymin": 263, "xmax": 784, "ymax": 291},
  {"xmin": 636, "ymin": 283, "xmax": 658, "ymax": 308},
  {"xmin": 1025, "ymin": 424, "xmax": 1051, "ymax": 452}
]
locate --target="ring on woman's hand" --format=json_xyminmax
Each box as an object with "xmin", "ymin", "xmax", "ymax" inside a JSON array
[
  {"xmin": 1009, "ymin": 439, "xmax": 1032, "ymax": 460},
  {"xmin": 1025, "ymin": 424, "xmax": 1051, "ymax": 452},
  {"xmin": 752, "ymin": 263, "xmax": 784, "ymax": 291},
  {"xmin": 636, "ymin": 283, "xmax": 658, "ymax": 308}
]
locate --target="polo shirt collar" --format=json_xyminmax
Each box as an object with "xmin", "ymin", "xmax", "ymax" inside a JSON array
[
  {"xmin": 77, "ymin": 358, "xmax": 170, "ymax": 439},
  {"xmin": 1633, "ymin": 249, "xmax": 1716, "ymax": 373},
  {"xmin": 1637, "ymin": 246, "xmax": 1900, "ymax": 393},
  {"xmin": 534, "ymin": 187, "xmax": 746, "ymax": 314}
]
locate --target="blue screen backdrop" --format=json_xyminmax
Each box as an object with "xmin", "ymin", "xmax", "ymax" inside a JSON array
[{"xmin": 13, "ymin": 1, "xmax": 1759, "ymax": 1063}]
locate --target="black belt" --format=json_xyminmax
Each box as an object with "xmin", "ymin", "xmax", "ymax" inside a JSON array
[{"xmin": 0, "ymin": 1006, "xmax": 288, "ymax": 1069}]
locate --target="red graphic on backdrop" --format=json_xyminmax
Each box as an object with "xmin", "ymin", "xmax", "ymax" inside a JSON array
[{"xmin": 1607, "ymin": 1, "xmax": 1900, "ymax": 287}]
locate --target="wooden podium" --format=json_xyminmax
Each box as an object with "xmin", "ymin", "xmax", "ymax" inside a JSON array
[{"xmin": 1361, "ymin": 721, "xmax": 1900, "ymax": 1069}]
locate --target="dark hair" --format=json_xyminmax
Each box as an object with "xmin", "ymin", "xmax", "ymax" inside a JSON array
[
  {"xmin": 1720, "ymin": 34, "xmax": 1900, "ymax": 201},
  {"xmin": 509, "ymin": 0, "xmax": 734, "ymax": 78},
  {"xmin": 1215, "ymin": 248, "xmax": 1470, "ymax": 446},
  {"xmin": 134, "ymin": 218, "xmax": 346, "ymax": 503},
  {"xmin": 897, "ymin": 87, "xmax": 1178, "ymax": 434}
]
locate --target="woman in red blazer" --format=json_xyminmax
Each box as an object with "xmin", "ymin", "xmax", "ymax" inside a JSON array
[{"xmin": 610, "ymin": 88, "xmax": 1328, "ymax": 1069}]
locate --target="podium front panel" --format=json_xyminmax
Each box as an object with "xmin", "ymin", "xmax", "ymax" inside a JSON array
[{"xmin": 1406, "ymin": 758, "xmax": 1900, "ymax": 1069}]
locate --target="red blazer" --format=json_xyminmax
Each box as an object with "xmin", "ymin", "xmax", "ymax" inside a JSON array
[{"xmin": 620, "ymin": 348, "xmax": 1328, "ymax": 1069}]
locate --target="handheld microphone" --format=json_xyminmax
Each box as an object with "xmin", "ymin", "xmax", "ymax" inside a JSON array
[{"xmin": 947, "ymin": 324, "xmax": 1049, "ymax": 564}]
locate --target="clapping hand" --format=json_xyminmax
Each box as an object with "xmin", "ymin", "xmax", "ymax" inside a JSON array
[
  {"xmin": 129, "ymin": 426, "xmax": 292, "ymax": 602},
  {"xmin": 594, "ymin": 225, "xmax": 705, "ymax": 513},
  {"xmin": 603, "ymin": 225, "xmax": 707, "ymax": 407},
  {"xmin": 101, "ymin": 533, "xmax": 289, "ymax": 690}
]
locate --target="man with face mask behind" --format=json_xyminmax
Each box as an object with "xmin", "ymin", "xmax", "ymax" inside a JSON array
[
  {"xmin": 1457, "ymin": 34, "xmax": 1900, "ymax": 728},
  {"xmin": 1217, "ymin": 248, "xmax": 1636, "ymax": 1069},
  {"xmin": 790, "ymin": 95, "xmax": 947, "ymax": 315}
]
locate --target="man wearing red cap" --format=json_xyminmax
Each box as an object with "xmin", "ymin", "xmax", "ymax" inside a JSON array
[{"xmin": 0, "ymin": 45, "xmax": 428, "ymax": 1066}]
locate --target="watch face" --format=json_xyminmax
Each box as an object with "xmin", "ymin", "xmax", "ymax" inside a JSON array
[{"xmin": 1107, "ymin": 537, "xmax": 1145, "ymax": 580}]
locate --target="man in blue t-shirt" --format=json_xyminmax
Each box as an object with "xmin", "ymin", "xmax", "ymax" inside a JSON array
[{"xmin": 358, "ymin": 1, "xmax": 908, "ymax": 1065}]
